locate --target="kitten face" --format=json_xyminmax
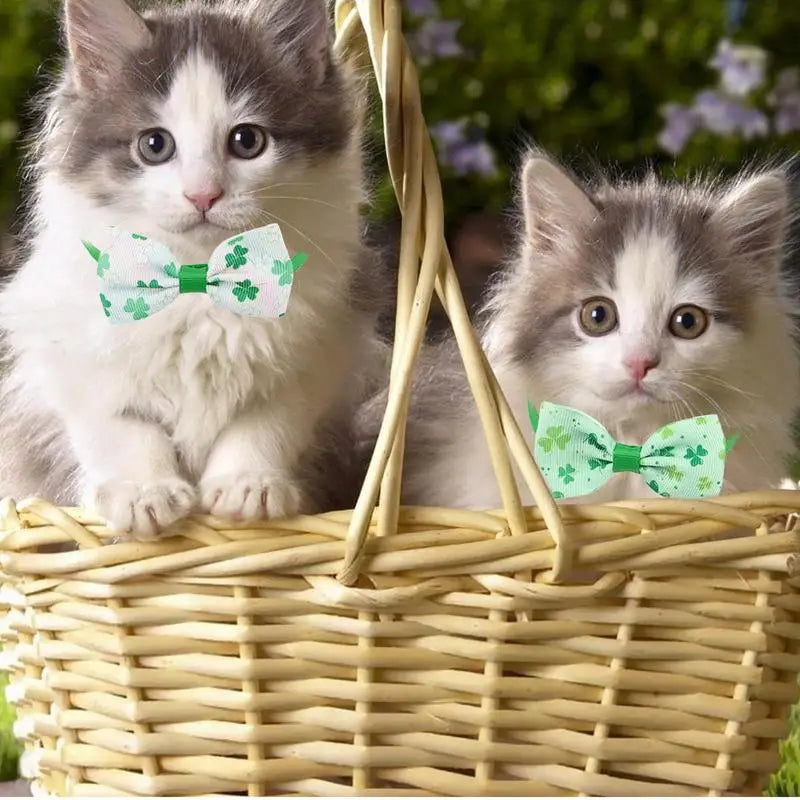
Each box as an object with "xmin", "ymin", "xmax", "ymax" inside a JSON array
[
  {"xmin": 49, "ymin": 0, "xmax": 353, "ymax": 240},
  {"xmin": 488, "ymin": 156, "xmax": 793, "ymax": 426}
]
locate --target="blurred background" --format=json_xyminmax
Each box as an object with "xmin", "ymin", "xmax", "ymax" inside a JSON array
[{"xmin": 1, "ymin": 0, "xmax": 800, "ymax": 791}]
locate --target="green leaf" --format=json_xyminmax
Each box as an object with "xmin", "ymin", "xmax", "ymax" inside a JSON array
[
  {"xmin": 164, "ymin": 262, "xmax": 179, "ymax": 279},
  {"xmin": 123, "ymin": 297, "xmax": 150, "ymax": 320},
  {"xmin": 96, "ymin": 252, "xmax": 111, "ymax": 278},
  {"xmin": 99, "ymin": 293, "xmax": 112, "ymax": 318},
  {"xmin": 225, "ymin": 244, "xmax": 249, "ymax": 270},
  {"xmin": 233, "ymin": 279, "xmax": 259, "ymax": 303}
]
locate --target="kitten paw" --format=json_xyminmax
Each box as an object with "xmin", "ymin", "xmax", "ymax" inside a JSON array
[
  {"xmin": 200, "ymin": 472, "xmax": 301, "ymax": 521},
  {"xmin": 91, "ymin": 478, "xmax": 196, "ymax": 540}
]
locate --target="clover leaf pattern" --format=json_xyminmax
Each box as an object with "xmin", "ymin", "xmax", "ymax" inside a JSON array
[
  {"xmin": 123, "ymin": 297, "xmax": 150, "ymax": 320},
  {"xmin": 137, "ymin": 279, "xmax": 164, "ymax": 289},
  {"xmin": 538, "ymin": 425, "xmax": 571, "ymax": 454},
  {"xmin": 96, "ymin": 252, "xmax": 111, "ymax": 278},
  {"xmin": 698, "ymin": 476, "xmax": 714, "ymax": 492},
  {"xmin": 99, "ymin": 293, "xmax": 112, "ymax": 318},
  {"xmin": 131, "ymin": 233, "xmax": 148, "ymax": 241},
  {"xmin": 272, "ymin": 253, "xmax": 307, "ymax": 287},
  {"xmin": 163, "ymin": 262, "xmax": 179, "ymax": 280},
  {"xmin": 225, "ymin": 244, "xmax": 249, "ymax": 270},
  {"xmin": 647, "ymin": 480, "xmax": 671, "ymax": 498},
  {"xmin": 233, "ymin": 280, "xmax": 259, "ymax": 303},
  {"xmin": 684, "ymin": 444, "xmax": 708, "ymax": 467},
  {"xmin": 558, "ymin": 464, "xmax": 576, "ymax": 485}
]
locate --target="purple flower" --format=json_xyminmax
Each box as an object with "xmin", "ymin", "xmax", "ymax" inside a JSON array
[
  {"xmin": 694, "ymin": 89, "xmax": 768, "ymax": 138},
  {"xmin": 430, "ymin": 120, "xmax": 497, "ymax": 177},
  {"xmin": 448, "ymin": 140, "xmax": 497, "ymax": 177},
  {"xmin": 430, "ymin": 120, "xmax": 469, "ymax": 149},
  {"xmin": 658, "ymin": 103, "xmax": 700, "ymax": 155},
  {"xmin": 709, "ymin": 39, "xmax": 767, "ymax": 96},
  {"xmin": 769, "ymin": 68, "xmax": 800, "ymax": 134},
  {"xmin": 406, "ymin": 0, "xmax": 439, "ymax": 17},
  {"xmin": 409, "ymin": 18, "xmax": 463, "ymax": 60}
]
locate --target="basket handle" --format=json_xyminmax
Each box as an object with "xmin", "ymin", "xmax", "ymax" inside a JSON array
[{"xmin": 333, "ymin": 0, "xmax": 569, "ymax": 586}]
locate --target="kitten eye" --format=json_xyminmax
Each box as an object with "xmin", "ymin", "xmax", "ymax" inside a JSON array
[
  {"xmin": 229, "ymin": 124, "xmax": 268, "ymax": 159},
  {"xmin": 669, "ymin": 305, "xmax": 708, "ymax": 339},
  {"xmin": 579, "ymin": 297, "xmax": 618, "ymax": 336},
  {"xmin": 137, "ymin": 129, "xmax": 176, "ymax": 165}
]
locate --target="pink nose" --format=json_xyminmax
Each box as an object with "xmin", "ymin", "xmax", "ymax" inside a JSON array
[
  {"xmin": 625, "ymin": 355, "xmax": 660, "ymax": 383},
  {"xmin": 184, "ymin": 188, "xmax": 223, "ymax": 212}
]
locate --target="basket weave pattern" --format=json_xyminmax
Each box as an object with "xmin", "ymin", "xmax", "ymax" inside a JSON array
[{"xmin": 2, "ymin": 0, "xmax": 800, "ymax": 796}]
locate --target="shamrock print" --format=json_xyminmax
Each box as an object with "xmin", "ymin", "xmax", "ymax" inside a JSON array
[
  {"xmin": 99, "ymin": 293, "xmax": 112, "ymax": 318},
  {"xmin": 123, "ymin": 297, "xmax": 150, "ymax": 320},
  {"xmin": 696, "ymin": 417, "xmax": 708, "ymax": 425},
  {"xmin": 225, "ymin": 244, "xmax": 249, "ymax": 270},
  {"xmin": 647, "ymin": 480, "xmax": 670, "ymax": 498},
  {"xmin": 272, "ymin": 253, "xmax": 308, "ymax": 287},
  {"xmin": 233, "ymin": 279, "xmax": 259, "ymax": 303},
  {"xmin": 584, "ymin": 432, "xmax": 608, "ymax": 452},
  {"xmin": 659, "ymin": 426, "xmax": 675, "ymax": 440},
  {"xmin": 650, "ymin": 445, "xmax": 675, "ymax": 459},
  {"xmin": 558, "ymin": 464, "xmax": 576, "ymax": 485},
  {"xmin": 137, "ymin": 279, "xmax": 163, "ymax": 289},
  {"xmin": 698, "ymin": 476, "xmax": 714, "ymax": 492},
  {"xmin": 552, "ymin": 491, "xmax": 565, "ymax": 500},
  {"xmin": 163, "ymin": 262, "xmax": 179, "ymax": 279},
  {"xmin": 587, "ymin": 456, "xmax": 607, "ymax": 471},
  {"xmin": 131, "ymin": 233, "xmax": 148, "ymax": 241},
  {"xmin": 96, "ymin": 252, "xmax": 111, "ymax": 278},
  {"xmin": 665, "ymin": 464, "xmax": 684, "ymax": 482},
  {"xmin": 538, "ymin": 425, "xmax": 571, "ymax": 454},
  {"xmin": 684, "ymin": 444, "xmax": 708, "ymax": 467}
]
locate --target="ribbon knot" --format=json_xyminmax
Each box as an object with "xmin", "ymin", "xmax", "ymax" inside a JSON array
[
  {"xmin": 178, "ymin": 264, "xmax": 210, "ymax": 295},
  {"xmin": 528, "ymin": 401, "xmax": 738, "ymax": 500},
  {"xmin": 83, "ymin": 226, "xmax": 308, "ymax": 324},
  {"xmin": 612, "ymin": 442, "xmax": 642, "ymax": 474}
]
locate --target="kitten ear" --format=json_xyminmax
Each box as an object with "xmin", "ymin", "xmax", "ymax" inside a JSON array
[
  {"xmin": 249, "ymin": 0, "xmax": 332, "ymax": 85},
  {"xmin": 65, "ymin": 0, "xmax": 151, "ymax": 91},
  {"xmin": 710, "ymin": 172, "xmax": 789, "ymax": 282},
  {"xmin": 521, "ymin": 154, "xmax": 598, "ymax": 248}
]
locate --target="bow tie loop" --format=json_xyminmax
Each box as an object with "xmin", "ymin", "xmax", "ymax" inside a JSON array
[
  {"xmin": 83, "ymin": 226, "xmax": 307, "ymax": 324},
  {"xmin": 528, "ymin": 401, "xmax": 737, "ymax": 500}
]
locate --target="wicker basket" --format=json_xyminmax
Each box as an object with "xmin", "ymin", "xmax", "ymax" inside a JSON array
[{"xmin": 3, "ymin": 1, "xmax": 800, "ymax": 796}]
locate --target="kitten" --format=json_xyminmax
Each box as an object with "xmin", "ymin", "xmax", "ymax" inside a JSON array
[
  {"xmin": 368, "ymin": 152, "xmax": 800, "ymax": 509},
  {"xmin": 0, "ymin": 0, "xmax": 386, "ymax": 537}
]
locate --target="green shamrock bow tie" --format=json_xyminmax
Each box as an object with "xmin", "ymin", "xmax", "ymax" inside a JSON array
[
  {"xmin": 83, "ymin": 225, "xmax": 308, "ymax": 324},
  {"xmin": 528, "ymin": 401, "xmax": 739, "ymax": 500}
]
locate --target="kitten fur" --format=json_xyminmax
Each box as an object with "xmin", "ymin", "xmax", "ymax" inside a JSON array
[
  {"xmin": 360, "ymin": 152, "xmax": 800, "ymax": 509},
  {"xmin": 0, "ymin": 0, "xmax": 386, "ymax": 536}
]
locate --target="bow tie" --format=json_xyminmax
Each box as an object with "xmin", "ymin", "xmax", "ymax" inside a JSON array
[
  {"xmin": 528, "ymin": 401, "xmax": 739, "ymax": 500},
  {"xmin": 82, "ymin": 226, "xmax": 308, "ymax": 324}
]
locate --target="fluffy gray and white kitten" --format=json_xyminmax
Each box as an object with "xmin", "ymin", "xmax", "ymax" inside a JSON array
[
  {"xmin": 0, "ymin": 0, "xmax": 385, "ymax": 536},
  {"xmin": 370, "ymin": 153, "xmax": 800, "ymax": 508}
]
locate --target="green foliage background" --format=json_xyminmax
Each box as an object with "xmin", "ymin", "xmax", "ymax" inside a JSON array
[{"xmin": 0, "ymin": 0, "xmax": 799, "ymax": 791}]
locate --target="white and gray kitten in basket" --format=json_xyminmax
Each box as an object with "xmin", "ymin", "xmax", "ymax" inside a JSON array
[
  {"xmin": 368, "ymin": 152, "xmax": 800, "ymax": 508},
  {"xmin": 0, "ymin": 0, "xmax": 385, "ymax": 536}
]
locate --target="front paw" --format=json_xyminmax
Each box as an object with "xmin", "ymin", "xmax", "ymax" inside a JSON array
[
  {"xmin": 200, "ymin": 472, "xmax": 301, "ymax": 521},
  {"xmin": 91, "ymin": 478, "xmax": 196, "ymax": 540}
]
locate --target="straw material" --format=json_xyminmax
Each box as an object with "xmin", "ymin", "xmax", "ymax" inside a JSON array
[{"xmin": 1, "ymin": 0, "xmax": 800, "ymax": 796}]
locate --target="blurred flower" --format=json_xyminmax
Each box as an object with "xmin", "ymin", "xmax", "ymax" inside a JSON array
[
  {"xmin": 694, "ymin": 89, "xmax": 768, "ymax": 138},
  {"xmin": 448, "ymin": 141, "xmax": 497, "ymax": 177},
  {"xmin": 769, "ymin": 68, "xmax": 800, "ymax": 134},
  {"xmin": 409, "ymin": 19, "xmax": 463, "ymax": 60},
  {"xmin": 430, "ymin": 120, "xmax": 468, "ymax": 148},
  {"xmin": 658, "ymin": 104, "xmax": 700, "ymax": 155},
  {"xmin": 709, "ymin": 38, "xmax": 767, "ymax": 96},
  {"xmin": 430, "ymin": 120, "xmax": 497, "ymax": 177},
  {"xmin": 406, "ymin": 0, "xmax": 439, "ymax": 17}
]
